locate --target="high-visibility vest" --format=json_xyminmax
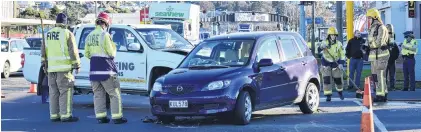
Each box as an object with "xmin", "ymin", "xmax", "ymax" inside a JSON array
[
  {"xmin": 321, "ymin": 40, "xmax": 345, "ymax": 62},
  {"xmin": 45, "ymin": 27, "xmax": 73, "ymax": 72},
  {"xmin": 401, "ymin": 39, "xmax": 418, "ymax": 55},
  {"xmin": 84, "ymin": 26, "xmax": 118, "ymax": 81}
]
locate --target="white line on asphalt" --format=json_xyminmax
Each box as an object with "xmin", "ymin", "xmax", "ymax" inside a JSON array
[
  {"xmin": 353, "ymin": 101, "xmax": 388, "ymax": 132},
  {"xmin": 1, "ymin": 118, "xmax": 25, "ymax": 121}
]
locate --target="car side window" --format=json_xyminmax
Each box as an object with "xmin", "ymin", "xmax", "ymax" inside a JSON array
[
  {"xmin": 293, "ymin": 35, "xmax": 308, "ymax": 55},
  {"xmin": 1, "ymin": 41, "xmax": 9, "ymax": 52},
  {"xmin": 78, "ymin": 27, "xmax": 95, "ymax": 49},
  {"xmin": 110, "ymin": 28, "xmax": 140, "ymax": 52},
  {"xmin": 279, "ymin": 38, "xmax": 302, "ymax": 61},
  {"xmin": 10, "ymin": 41, "xmax": 18, "ymax": 51},
  {"xmin": 257, "ymin": 37, "xmax": 281, "ymax": 63}
]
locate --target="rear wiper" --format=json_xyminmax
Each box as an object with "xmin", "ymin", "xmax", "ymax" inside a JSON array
[{"xmin": 188, "ymin": 65, "xmax": 230, "ymax": 69}]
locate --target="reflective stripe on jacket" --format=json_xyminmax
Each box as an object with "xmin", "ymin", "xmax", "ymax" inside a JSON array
[{"xmin": 84, "ymin": 26, "xmax": 118, "ymax": 81}]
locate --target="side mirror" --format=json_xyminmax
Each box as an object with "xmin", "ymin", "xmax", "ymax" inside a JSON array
[
  {"xmin": 258, "ymin": 59, "xmax": 273, "ymax": 67},
  {"xmin": 128, "ymin": 43, "xmax": 143, "ymax": 53},
  {"xmin": 11, "ymin": 48, "xmax": 19, "ymax": 52}
]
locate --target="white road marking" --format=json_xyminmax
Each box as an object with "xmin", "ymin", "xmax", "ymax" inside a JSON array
[
  {"xmin": 1, "ymin": 118, "xmax": 26, "ymax": 121},
  {"xmin": 353, "ymin": 101, "xmax": 388, "ymax": 132}
]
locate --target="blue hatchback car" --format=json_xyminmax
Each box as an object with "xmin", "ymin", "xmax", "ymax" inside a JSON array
[{"xmin": 150, "ymin": 31, "xmax": 321, "ymax": 125}]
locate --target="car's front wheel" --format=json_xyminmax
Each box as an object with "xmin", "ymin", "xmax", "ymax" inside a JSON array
[
  {"xmin": 299, "ymin": 82, "xmax": 319, "ymax": 114},
  {"xmin": 2, "ymin": 62, "xmax": 10, "ymax": 78},
  {"xmin": 233, "ymin": 91, "xmax": 252, "ymax": 125}
]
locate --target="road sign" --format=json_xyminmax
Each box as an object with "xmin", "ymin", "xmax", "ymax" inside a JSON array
[
  {"xmin": 408, "ymin": 1, "xmax": 416, "ymax": 18},
  {"xmin": 306, "ymin": 17, "xmax": 323, "ymax": 24}
]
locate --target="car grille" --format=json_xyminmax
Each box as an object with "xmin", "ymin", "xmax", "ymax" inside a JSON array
[{"xmin": 166, "ymin": 84, "xmax": 195, "ymax": 95}]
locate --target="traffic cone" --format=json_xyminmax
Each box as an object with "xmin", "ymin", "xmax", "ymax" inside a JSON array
[
  {"xmin": 361, "ymin": 77, "xmax": 374, "ymax": 132},
  {"xmin": 28, "ymin": 83, "xmax": 37, "ymax": 93}
]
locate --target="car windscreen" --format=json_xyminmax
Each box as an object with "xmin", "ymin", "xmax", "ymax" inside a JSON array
[
  {"xmin": 135, "ymin": 28, "xmax": 193, "ymax": 50},
  {"xmin": 1, "ymin": 41, "xmax": 9, "ymax": 52},
  {"xmin": 178, "ymin": 40, "xmax": 255, "ymax": 68}
]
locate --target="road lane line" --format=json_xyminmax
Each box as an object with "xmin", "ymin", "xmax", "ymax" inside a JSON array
[{"xmin": 353, "ymin": 101, "xmax": 388, "ymax": 132}]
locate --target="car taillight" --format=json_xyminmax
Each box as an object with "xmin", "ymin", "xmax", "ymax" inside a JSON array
[{"xmin": 21, "ymin": 53, "xmax": 25, "ymax": 67}]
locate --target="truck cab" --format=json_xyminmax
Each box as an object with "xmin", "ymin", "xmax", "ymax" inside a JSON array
[{"xmin": 148, "ymin": 3, "xmax": 200, "ymax": 44}]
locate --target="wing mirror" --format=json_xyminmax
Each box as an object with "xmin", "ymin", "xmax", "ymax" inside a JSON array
[
  {"xmin": 11, "ymin": 48, "xmax": 19, "ymax": 52},
  {"xmin": 258, "ymin": 59, "xmax": 273, "ymax": 67},
  {"xmin": 128, "ymin": 43, "xmax": 144, "ymax": 53}
]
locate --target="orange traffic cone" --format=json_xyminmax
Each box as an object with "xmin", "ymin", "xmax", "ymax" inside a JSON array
[
  {"xmin": 361, "ymin": 77, "xmax": 374, "ymax": 132},
  {"xmin": 28, "ymin": 83, "xmax": 37, "ymax": 93}
]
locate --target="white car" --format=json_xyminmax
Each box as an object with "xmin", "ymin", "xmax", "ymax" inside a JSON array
[
  {"xmin": 1, "ymin": 38, "xmax": 30, "ymax": 78},
  {"xmin": 23, "ymin": 24, "xmax": 194, "ymax": 95}
]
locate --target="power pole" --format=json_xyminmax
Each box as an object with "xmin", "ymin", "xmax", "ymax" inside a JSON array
[
  {"xmin": 311, "ymin": 2, "xmax": 315, "ymax": 55},
  {"xmin": 299, "ymin": 4, "xmax": 306, "ymax": 40},
  {"xmin": 336, "ymin": 1, "xmax": 343, "ymax": 44}
]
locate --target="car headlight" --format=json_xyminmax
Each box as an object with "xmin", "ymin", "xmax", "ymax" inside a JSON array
[
  {"xmin": 152, "ymin": 82, "xmax": 162, "ymax": 91},
  {"xmin": 206, "ymin": 80, "xmax": 231, "ymax": 91}
]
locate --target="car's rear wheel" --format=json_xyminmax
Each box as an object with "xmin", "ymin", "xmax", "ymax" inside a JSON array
[
  {"xmin": 157, "ymin": 115, "xmax": 175, "ymax": 124},
  {"xmin": 299, "ymin": 82, "xmax": 319, "ymax": 114},
  {"xmin": 2, "ymin": 62, "xmax": 10, "ymax": 78},
  {"xmin": 233, "ymin": 91, "xmax": 252, "ymax": 125}
]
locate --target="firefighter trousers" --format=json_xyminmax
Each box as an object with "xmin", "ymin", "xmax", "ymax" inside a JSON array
[
  {"xmin": 371, "ymin": 55, "xmax": 390, "ymax": 96},
  {"xmin": 91, "ymin": 75, "xmax": 123, "ymax": 119},
  {"xmin": 321, "ymin": 66, "xmax": 343, "ymax": 96},
  {"xmin": 48, "ymin": 71, "xmax": 75, "ymax": 120}
]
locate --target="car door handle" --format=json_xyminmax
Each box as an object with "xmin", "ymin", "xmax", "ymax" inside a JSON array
[
  {"xmin": 79, "ymin": 53, "xmax": 84, "ymax": 58},
  {"xmin": 301, "ymin": 61, "xmax": 307, "ymax": 65}
]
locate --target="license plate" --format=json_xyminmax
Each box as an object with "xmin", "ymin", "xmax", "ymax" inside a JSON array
[{"xmin": 169, "ymin": 100, "xmax": 188, "ymax": 108}]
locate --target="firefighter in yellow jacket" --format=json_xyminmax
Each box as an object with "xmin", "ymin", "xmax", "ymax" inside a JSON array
[
  {"xmin": 84, "ymin": 12, "xmax": 127, "ymax": 124},
  {"xmin": 365, "ymin": 8, "xmax": 390, "ymax": 102},
  {"xmin": 41, "ymin": 13, "xmax": 81, "ymax": 122},
  {"xmin": 318, "ymin": 27, "xmax": 345, "ymax": 102}
]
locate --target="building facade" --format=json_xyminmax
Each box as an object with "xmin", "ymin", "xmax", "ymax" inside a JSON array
[{"xmin": 375, "ymin": 1, "xmax": 420, "ymax": 42}]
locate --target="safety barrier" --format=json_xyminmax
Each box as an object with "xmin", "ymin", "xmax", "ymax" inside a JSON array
[{"xmin": 361, "ymin": 77, "xmax": 374, "ymax": 132}]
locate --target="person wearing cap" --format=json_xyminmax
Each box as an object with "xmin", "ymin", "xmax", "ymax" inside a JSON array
[
  {"xmin": 318, "ymin": 27, "xmax": 346, "ymax": 102},
  {"xmin": 365, "ymin": 8, "xmax": 390, "ymax": 102},
  {"xmin": 41, "ymin": 13, "xmax": 81, "ymax": 122},
  {"xmin": 401, "ymin": 31, "xmax": 418, "ymax": 91},
  {"xmin": 84, "ymin": 12, "xmax": 127, "ymax": 124}
]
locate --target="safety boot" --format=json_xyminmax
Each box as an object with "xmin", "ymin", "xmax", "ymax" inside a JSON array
[
  {"xmin": 61, "ymin": 116, "xmax": 79, "ymax": 122},
  {"xmin": 51, "ymin": 118, "xmax": 60, "ymax": 122},
  {"xmin": 338, "ymin": 91, "xmax": 344, "ymax": 100},
  {"xmin": 373, "ymin": 96, "xmax": 386, "ymax": 102},
  {"xmin": 326, "ymin": 95, "xmax": 331, "ymax": 102},
  {"xmin": 97, "ymin": 117, "xmax": 110, "ymax": 124},
  {"xmin": 113, "ymin": 118, "xmax": 128, "ymax": 124}
]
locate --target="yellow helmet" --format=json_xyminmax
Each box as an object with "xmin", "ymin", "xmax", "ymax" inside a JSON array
[
  {"xmin": 367, "ymin": 8, "xmax": 382, "ymax": 22},
  {"xmin": 327, "ymin": 27, "xmax": 338, "ymax": 35}
]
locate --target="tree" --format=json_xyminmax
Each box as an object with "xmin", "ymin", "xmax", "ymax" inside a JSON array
[
  {"xmin": 199, "ymin": 1, "xmax": 215, "ymax": 12},
  {"xmin": 49, "ymin": 5, "xmax": 62, "ymax": 20}
]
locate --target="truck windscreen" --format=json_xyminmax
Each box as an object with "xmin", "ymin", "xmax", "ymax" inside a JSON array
[
  {"xmin": 136, "ymin": 28, "xmax": 193, "ymax": 50},
  {"xmin": 153, "ymin": 21, "xmax": 184, "ymax": 36}
]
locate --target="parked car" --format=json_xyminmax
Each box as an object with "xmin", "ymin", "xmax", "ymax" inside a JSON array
[
  {"xmin": 150, "ymin": 31, "xmax": 321, "ymax": 125},
  {"xmin": 1, "ymin": 38, "xmax": 30, "ymax": 78},
  {"xmin": 23, "ymin": 24, "xmax": 194, "ymax": 96}
]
